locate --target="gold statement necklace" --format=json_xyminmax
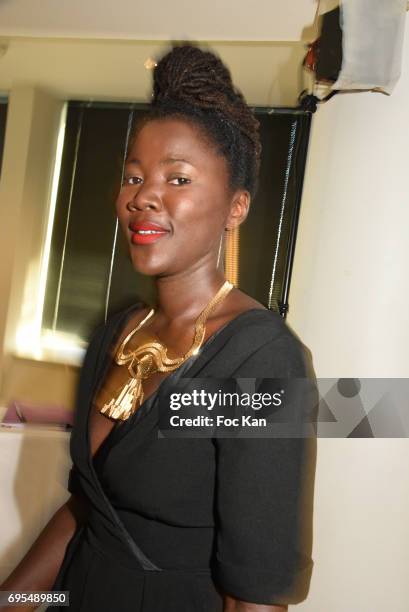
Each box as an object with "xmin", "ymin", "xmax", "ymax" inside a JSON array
[{"xmin": 100, "ymin": 280, "xmax": 234, "ymax": 421}]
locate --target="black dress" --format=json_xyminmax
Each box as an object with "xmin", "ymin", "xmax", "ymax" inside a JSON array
[{"xmin": 49, "ymin": 306, "xmax": 317, "ymax": 611}]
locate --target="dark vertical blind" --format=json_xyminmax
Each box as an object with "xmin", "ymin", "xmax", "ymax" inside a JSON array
[{"xmin": 0, "ymin": 99, "xmax": 8, "ymax": 177}]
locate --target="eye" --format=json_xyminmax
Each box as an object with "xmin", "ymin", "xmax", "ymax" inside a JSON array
[
  {"xmin": 169, "ymin": 177, "xmax": 191, "ymax": 186},
  {"xmin": 123, "ymin": 176, "xmax": 143, "ymax": 186}
]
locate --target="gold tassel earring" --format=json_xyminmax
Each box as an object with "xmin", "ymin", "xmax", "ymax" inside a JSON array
[{"xmin": 216, "ymin": 232, "xmax": 225, "ymax": 270}]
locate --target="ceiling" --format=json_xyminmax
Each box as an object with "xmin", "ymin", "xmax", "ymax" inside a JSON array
[
  {"xmin": 0, "ymin": 39, "xmax": 308, "ymax": 106},
  {"xmin": 0, "ymin": 0, "xmax": 318, "ymax": 42}
]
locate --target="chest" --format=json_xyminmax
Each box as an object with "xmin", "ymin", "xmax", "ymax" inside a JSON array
[
  {"xmin": 96, "ymin": 408, "xmax": 218, "ymax": 525},
  {"xmin": 89, "ymin": 365, "xmax": 171, "ymax": 457}
]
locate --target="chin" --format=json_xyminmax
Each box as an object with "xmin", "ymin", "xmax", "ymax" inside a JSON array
[
  {"xmin": 129, "ymin": 251, "xmax": 169, "ymax": 277},
  {"xmin": 130, "ymin": 259, "xmax": 162, "ymax": 277}
]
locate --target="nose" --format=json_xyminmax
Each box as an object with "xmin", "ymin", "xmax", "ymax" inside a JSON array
[{"xmin": 126, "ymin": 182, "xmax": 163, "ymax": 213}]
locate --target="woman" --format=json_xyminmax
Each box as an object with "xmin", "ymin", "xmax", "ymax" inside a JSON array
[{"xmin": 1, "ymin": 44, "xmax": 317, "ymax": 611}]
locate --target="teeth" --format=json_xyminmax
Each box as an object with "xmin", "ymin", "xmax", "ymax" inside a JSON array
[{"xmin": 137, "ymin": 230, "xmax": 162, "ymax": 234}]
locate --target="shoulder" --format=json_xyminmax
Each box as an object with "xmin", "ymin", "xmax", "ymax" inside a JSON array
[
  {"xmin": 227, "ymin": 309, "xmax": 314, "ymax": 379},
  {"xmin": 226, "ymin": 308, "xmax": 304, "ymax": 353}
]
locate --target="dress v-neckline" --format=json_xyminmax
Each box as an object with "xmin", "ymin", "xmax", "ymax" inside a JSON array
[
  {"xmin": 85, "ymin": 306, "xmax": 270, "ymax": 472},
  {"xmin": 91, "ymin": 353, "xmax": 196, "ymax": 472}
]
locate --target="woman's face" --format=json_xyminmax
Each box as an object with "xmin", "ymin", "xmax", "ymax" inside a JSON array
[{"xmin": 116, "ymin": 117, "xmax": 247, "ymax": 277}]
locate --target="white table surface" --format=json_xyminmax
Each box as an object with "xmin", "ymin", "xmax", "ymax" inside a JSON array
[{"xmin": 0, "ymin": 424, "xmax": 71, "ymax": 585}]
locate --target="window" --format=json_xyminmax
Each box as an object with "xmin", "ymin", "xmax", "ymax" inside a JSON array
[{"xmin": 42, "ymin": 101, "xmax": 311, "ymax": 349}]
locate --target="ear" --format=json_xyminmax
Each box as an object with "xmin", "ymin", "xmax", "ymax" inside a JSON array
[{"xmin": 225, "ymin": 190, "xmax": 251, "ymax": 230}]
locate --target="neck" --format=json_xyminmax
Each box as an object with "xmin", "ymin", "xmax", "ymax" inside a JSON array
[{"xmin": 153, "ymin": 263, "xmax": 227, "ymax": 323}]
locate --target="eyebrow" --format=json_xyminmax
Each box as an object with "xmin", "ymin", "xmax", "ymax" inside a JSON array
[{"xmin": 125, "ymin": 157, "xmax": 194, "ymax": 166}]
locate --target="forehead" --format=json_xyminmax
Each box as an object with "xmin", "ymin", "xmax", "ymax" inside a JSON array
[{"xmin": 127, "ymin": 117, "xmax": 221, "ymax": 165}]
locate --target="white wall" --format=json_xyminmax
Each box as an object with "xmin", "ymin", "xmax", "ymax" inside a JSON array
[
  {"xmin": 288, "ymin": 14, "xmax": 409, "ymax": 612},
  {"xmin": 288, "ymin": 28, "xmax": 409, "ymax": 378}
]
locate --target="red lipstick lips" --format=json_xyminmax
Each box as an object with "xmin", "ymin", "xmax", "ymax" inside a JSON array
[{"xmin": 129, "ymin": 221, "xmax": 170, "ymax": 245}]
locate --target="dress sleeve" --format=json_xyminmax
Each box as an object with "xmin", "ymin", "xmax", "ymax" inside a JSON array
[
  {"xmin": 212, "ymin": 331, "xmax": 318, "ymax": 606},
  {"xmin": 67, "ymin": 464, "xmax": 83, "ymax": 496}
]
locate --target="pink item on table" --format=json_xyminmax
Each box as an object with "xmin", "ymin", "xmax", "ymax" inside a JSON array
[{"xmin": 2, "ymin": 401, "xmax": 73, "ymax": 427}]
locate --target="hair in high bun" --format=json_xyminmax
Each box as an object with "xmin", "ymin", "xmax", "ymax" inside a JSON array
[{"xmin": 145, "ymin": 43, "xmax": 261, "ymax": 197}]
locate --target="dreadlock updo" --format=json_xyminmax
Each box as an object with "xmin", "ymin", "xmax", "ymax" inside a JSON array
[{"xmin": 141, "ymin": 44, "xmax": 262, "ymax": 198}]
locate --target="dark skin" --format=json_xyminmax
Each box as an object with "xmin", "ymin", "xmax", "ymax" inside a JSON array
[{"xmin": 0, "ymin": 118, "xmax": 287, "ymax": 612}]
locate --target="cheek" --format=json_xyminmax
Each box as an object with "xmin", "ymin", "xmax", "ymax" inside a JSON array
[
  {"xmin": 171, "ymin": 187, "xmax": 228, "ymax": 232},
  {"xmin": 173, "ymin": 208, "xmax": 222, "ymax": 253}
]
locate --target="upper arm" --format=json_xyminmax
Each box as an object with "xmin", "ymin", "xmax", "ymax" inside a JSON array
[{"xmin": 213, "ymin": 331, "xmax": 317, "ymax": 606}]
